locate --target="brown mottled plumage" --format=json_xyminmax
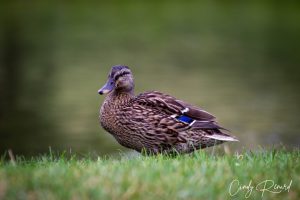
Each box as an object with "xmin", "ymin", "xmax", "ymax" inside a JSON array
[{"xmin": 98, "ymin": 65, "xmax": 238, "ymax": 154}]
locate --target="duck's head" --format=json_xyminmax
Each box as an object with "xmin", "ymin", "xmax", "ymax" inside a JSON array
[{"xmin": 98, "ymin": 65, "xmax": 134, "ymax": 95}]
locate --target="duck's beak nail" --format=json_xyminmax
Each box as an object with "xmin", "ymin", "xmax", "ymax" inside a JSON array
[{"xmin": 98, "ymin": 89, "xmax": 103, "ymax": 95}]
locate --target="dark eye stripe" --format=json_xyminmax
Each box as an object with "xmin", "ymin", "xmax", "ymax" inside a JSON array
[{"xmin": 114, "ymin": 71, "xmax": 130, "ymax": 80}]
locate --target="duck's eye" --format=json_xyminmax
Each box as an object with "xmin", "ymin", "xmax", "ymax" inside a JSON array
[{"xmin": 110, "ymin": 81, "xmax": 113, "ymax": 85}]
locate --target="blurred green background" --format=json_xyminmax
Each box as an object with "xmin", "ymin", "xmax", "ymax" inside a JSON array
[{"xmin": 0, "ymin": 1, "xmax": 299, "ymax": 157}]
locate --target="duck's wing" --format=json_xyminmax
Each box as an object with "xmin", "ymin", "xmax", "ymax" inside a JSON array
[
  {"xmin": 135, "ymin": 91, "xmax": 238, "ymax": 142},
  {"xmin": 136, "ymin": 91, "xmax": 215, "ymax": 120}
]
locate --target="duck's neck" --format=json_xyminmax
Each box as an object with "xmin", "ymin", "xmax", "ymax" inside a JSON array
[{"xmin": 106, "ymin": 90, "xmax": 135, "ymax": 105}]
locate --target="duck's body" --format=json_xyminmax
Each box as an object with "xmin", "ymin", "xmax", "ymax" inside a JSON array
[{"xmin": 99, "ymin": 66, "xmax": 237, "ymax": 154}]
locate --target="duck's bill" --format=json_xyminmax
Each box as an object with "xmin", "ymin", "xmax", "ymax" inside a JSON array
[{"xmin": 98, "ymin": 80, "xmax": 114, "ymax": 95}]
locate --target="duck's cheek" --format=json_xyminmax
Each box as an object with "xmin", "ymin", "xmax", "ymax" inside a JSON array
[{"xmin": 116, "ymin": 80, "xmax": 130, "ymax": 89}]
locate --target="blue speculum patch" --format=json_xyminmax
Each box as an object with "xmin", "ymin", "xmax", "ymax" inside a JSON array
[{"xmin": 176, "ymin": 115, "xmax": 194, "ymax": 124}]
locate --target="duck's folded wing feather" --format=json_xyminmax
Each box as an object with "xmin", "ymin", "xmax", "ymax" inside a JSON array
[{"xmin": 136, "ymin": 91, "xmax": 215, "ymax": 121}]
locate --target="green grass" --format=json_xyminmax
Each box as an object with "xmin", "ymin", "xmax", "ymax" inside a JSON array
[{"xmin": 0, "ymin": 149, "xmax": 299, "ymax": 200}]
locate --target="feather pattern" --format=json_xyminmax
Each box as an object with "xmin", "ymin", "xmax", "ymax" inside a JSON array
[{"xmin": 99, "ymin": 66, "xmax": 238, "ymax": 154}]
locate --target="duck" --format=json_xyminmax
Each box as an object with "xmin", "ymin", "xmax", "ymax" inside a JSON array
[{"xmin": 98, "ymin": 65, "xmax": 238, "ymax": 154}]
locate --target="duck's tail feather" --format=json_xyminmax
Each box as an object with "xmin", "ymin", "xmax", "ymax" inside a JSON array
[
  {"xmin": 204, "ymin": 133, "xmax": 239, "ymax": 142},
  {"xmin": 201, "ymin": 127, "xmax": 239, "ymax": 142},
  {"xmin": 190, "ymin": 120, "xmax": 238, "ymax": 142}
]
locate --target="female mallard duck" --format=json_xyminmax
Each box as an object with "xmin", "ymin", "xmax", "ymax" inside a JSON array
[{"xmin": 98, "ymin": 65, "xmax": 238, "ymax": 154}]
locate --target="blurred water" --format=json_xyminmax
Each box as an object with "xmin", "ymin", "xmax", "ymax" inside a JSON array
[{"xmin": 0, "ymin": 1, "xmax": 299, "ymax": 156}]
